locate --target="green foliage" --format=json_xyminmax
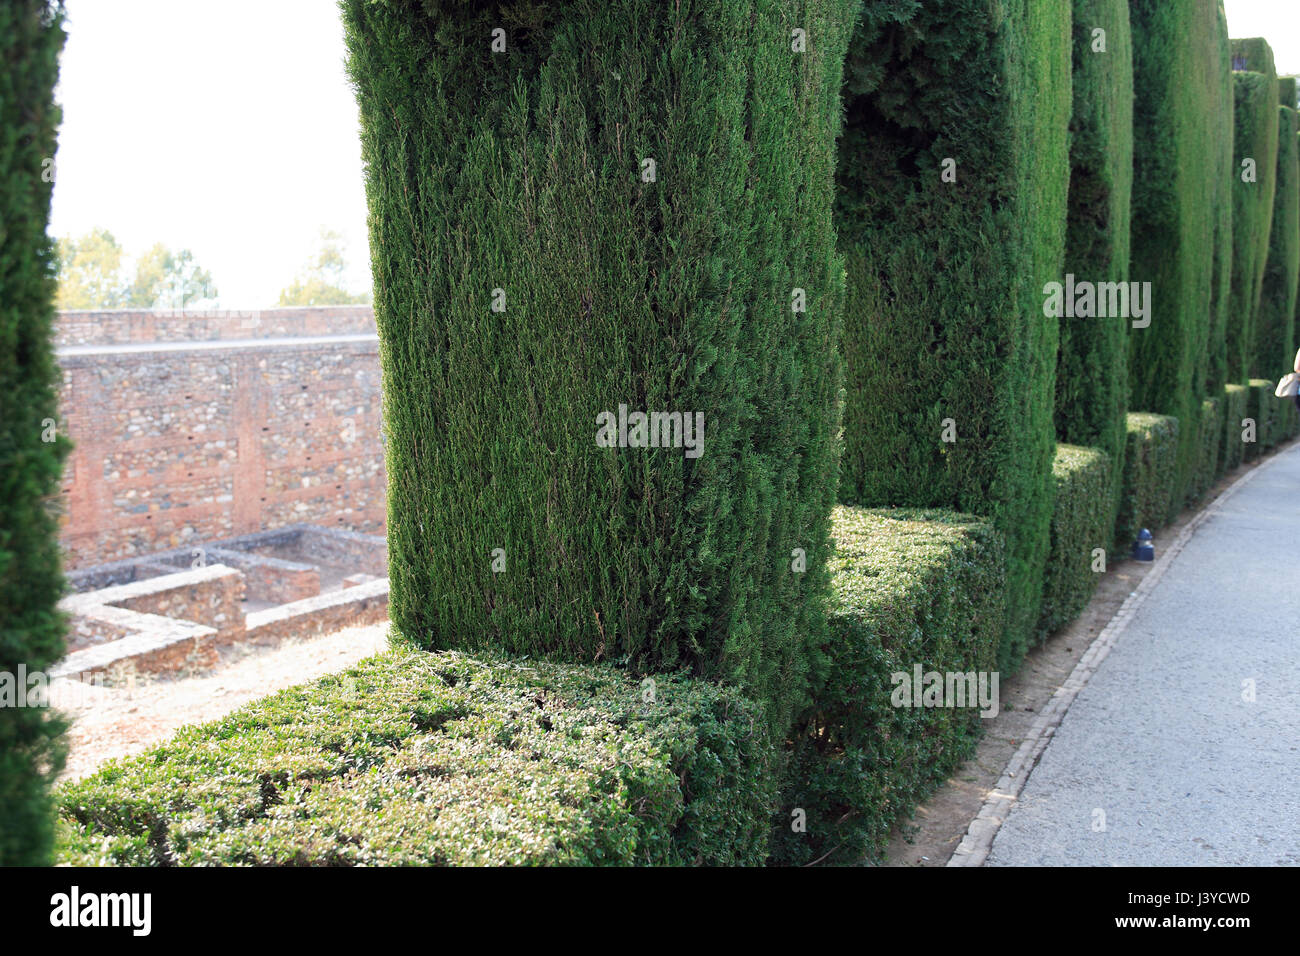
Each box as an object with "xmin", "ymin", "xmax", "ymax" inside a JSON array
[
  {"xmin": 276, "ymin": 228, "xmax": 369, "ymax": 306},
  {"xmin": 772, "ymin": 507, "xmax": 1005, "ymax": 866},
  {"xmin": 0, "ymin": 0, "xmax": 68, "ymax": 867},
  {"xmin": 1221, "ymin": 383, "xmax": 1250, "ymax": 470},
  {"xmin": 1227, "ymin": 43, "xmax": 1279, "ymax": 385},
  {"xmin": 1116, "ymin": 412, "xmax": 1179, "ymax": 545},
  {"xmin": 1039, "ymin": 445, "xmax": 1112, "ymax": 638},
  {"xmin": 1206, "ymin": 5, "xmax": 1236, "ymax": 400},
  {"xmin": 1254, "ymin": 106, "xmax": 1299, "ymax": 389},
  {"xmin": 1191, "ymin": 396, "xmax": 1224, "ymax": 499},
  {"xmin": 1128, "ymin": 1, "xmax": 1234, "ymax": 515},
  {"xmin": 837, "ymin": 0, "xmax": 1070, "ymax": 671},
  {"xmin": 1057, "ymin": 0, "xmax": 1132, "ymax": 553},
  {"xmin": 341, "ymin": 0, "xmax": 855, "ymax": 740},
  {"xmin": 1245, "ymin": 379, "xmax": 1277, "ymax": 456},
  {"xmin": 55, "ymin": 229, "xmax": 217, "ymax": 310},
  {"xmin": 57, "ymin": 648, "xmax": 773, "ymax": 865}
]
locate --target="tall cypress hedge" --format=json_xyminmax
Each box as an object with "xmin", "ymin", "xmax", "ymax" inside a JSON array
[
  {"xmin": 1227, "ymin": 39, "xmax": 1279, "ymax": 385},
  {"xmin": 1057, "ymin": 0, "xmax": 1132, "ymax": 550},
  {"xmin": 1205, "ymin": 3, "xmax": 1236, "ymax": 408},
  {"xmin": 342, "ymin": 0, "xmax": 853, "ymax": 737},
  {"xmin": 0, "ymin": 0, "xmax": 68, "ymax": 867},
  {"xmin": 1254, "ymin": 90, "xmax": 1300, "ymax": 385},
  {"xmin": 1127, "ymin": 0, "xmax": 1232, "ymax": 520},
  {"xmin": 837, "ymin": 0, "xmax": 1071, "ymax": 671}
]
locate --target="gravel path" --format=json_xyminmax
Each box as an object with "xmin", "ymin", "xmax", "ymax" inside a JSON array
[
  {"xmin": 987, "ymin": 442, "xmax": 1300, "ymax": 866},
  {"xmin": 54, "ymin": 622, "xmax": 390, "ymax": 782}
]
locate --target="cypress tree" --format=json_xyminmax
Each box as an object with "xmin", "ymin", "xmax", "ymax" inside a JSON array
[
  {"xmin": 837, "ymin": 0, "xmax": 1072, "ymax": 670},
  {"xmin": 1057, "ymin": 0, "xmax": 1133, "ymax": 549},
  {"xmin": 0, "ymin": 0, "xmax": 68, "ymax": 866},
  {"xmin": 341, "ymin": 0, "xmax": 854, "ymax": 737},
  {"xmin": 1205, "ymin": 3, "xmax": 1235, "ymax": 409},
  {"xmin": 1254, "ymin": 86, "xmax": 1299, "ymax": 386},
  {"xmin": 1128, "ymin": 0, "xmax": 1233, "ymax": 520},
  {"xmin": 1227, "ymin": 38, "xmax": 1279, "ymax": 385}
]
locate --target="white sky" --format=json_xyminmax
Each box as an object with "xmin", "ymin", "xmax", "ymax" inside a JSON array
[{"xmin": 46, "ymin": 1, "xmax": 1300, "ymax": 310}]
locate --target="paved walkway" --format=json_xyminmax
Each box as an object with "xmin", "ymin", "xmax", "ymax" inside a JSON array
[{"xmin": 988, "ymin": 442, "xmax": 1300, "ymax": 866}]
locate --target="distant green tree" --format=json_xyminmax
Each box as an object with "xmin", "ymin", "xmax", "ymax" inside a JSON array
[
  {"xmin": 277, "ymin": 229, "xmax": 369, "ymax": 306},
  {"xmin": 55, "ymin": 229, "xmax": 217, "ymax": 309}
]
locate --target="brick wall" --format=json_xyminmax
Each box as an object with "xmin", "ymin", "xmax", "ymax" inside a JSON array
[
  {"xmin": 56, "ymin": 310, "xmax": 386, "ymax": 569},
  {"xmin": 54, "ymin": 305, "xmax": 376, "ymax": 347}
]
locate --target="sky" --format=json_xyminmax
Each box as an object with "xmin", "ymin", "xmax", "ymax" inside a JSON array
[{"xmin": 46, "ymin": 0, "xmax": 1300, "ymax": 311}]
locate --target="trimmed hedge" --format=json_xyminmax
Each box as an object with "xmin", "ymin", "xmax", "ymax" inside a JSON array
[
  {"xmin": 1206, "ymin": 4, "xmax": 1236, "ymax": 399},
  {"xmin": 1190, "ymin": 396, "xmax": 1224, "ymax": 501},
  {"xmin": 1222, "ymin": 382, "xmax": 1250, "ymax": 471},
  {"xmin": 837, "ymin": 0, "xmax": 1070, "ymax": 672},
  {"xmin": 0, "ymin": 0, "xmax": 69, "ymax": 867},
  {"xmin": 1246, "ymin": 379, "xmax": 1277, "ymax": 457},
  {"xmin": 1038, "ymin": 445, "xmax": 1112, "ymax": 639},
  {"xmin": 57, "ymin": 649, "xmax": 773, "ymax": 866},
  {"xmin": 1116, "ymin": 413, "xmax": 1179, "ymax": 546},
  {"xmin": 1057, "ymin": 0, "xmax": 1132, "ymax": 552},
  {"xmin": 1253, "ymin": 103, "xmax": 1299, "ymax": 383},
  {"xmin": 1128, "ymin": 2, "xmax": 1230, "ymax": 528},
  {"xmin": 341, "ymin": 1, "xmax": 855, "ymax": 738},
  {"xmin": 772, "ymin": 507, "xmax": 1005, "ymax": 867},
  {"xmin": 1227, "ymin": 42, "xmax": 1280, "ymax": 385}
]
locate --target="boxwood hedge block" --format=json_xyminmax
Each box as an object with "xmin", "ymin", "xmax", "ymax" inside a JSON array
[
  {"xmin": 772, "ymin": 507, "xmax": 1005, "ymax": 867},
  {"xmin": 1191, "ymin": 396, "xmax": 1224, "ymax": 500},
  {"xmin": 1057, "ymin": 0, "xmax": 1133, "ymax": 552},
  {"xmin": 57, "ymin": 649, "xmax": 774, "ymax": 866},
  {"xmin": 837, "ymin": 0, "xmax": 1070, "ymax": 671},
  {"xmin": 1128, "ymin": 2, "xmax": 1231, "ymax": 533},
  {"xmin": 1222, "ymin": 383, "xmax": 1250, "ymax": 470},
  {"xmin": 0, "ymin": 0, "xmax": 69, "ymax": 867},
  {"xmin": 341, "ymin": 0, "xmax": 855, "ymax": 738},
  {"xmin": 1039, "ymin": 445, "xmax": 1112, "ymax": 639},
  {"xmin": 1227, "ymin": 44, "xmax": 1280, "ymax": 385},
  {"xmin": 1116, "ymin": 412, "xmax": 1179, "ymax": 545}
]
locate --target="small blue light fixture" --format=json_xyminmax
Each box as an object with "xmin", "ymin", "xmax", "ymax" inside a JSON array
[{"xmin": 1132, "ymin": 528, "xmax": 1154, "ymax": 562}]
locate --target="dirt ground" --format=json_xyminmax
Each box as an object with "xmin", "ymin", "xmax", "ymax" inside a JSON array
[
  {"xmin": 881, "ymin": 447, "xmax": 1286, "ymax": 866},
  {"xmin": 55, "ymin": 622, "xmax": 390, "ymax": 782}
]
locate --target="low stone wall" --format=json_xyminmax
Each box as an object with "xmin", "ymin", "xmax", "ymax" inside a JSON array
[{"xmin": 245, "ymin": 578, "xmax": 389, "ymax": 645}]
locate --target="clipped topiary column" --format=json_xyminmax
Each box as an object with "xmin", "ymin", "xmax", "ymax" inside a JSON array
[
  {"xmin": 1227, "ymin": 38, "xmax": 1280, "ymax": 386},
  {"xmin": 342, "ymin": 1, "xmax": 854, "ymax": 737},
  {"xmin": 0, "ymin": 0, "xmax": 68, "ymax": 866},
  {"xmin": 837, "ymin": 0, "xmax": 1071, "ymax": 671},
  {"xmin": 1057, "ymin": 0, "xmax": 1133, "ymax": 551},
  {"xmin": 1127, "ymin": 1, "xmax": 1235, "ymax": 521},
  {"xmin": 1253, "ymin": 83, "xmax": 1299, "ymax": 401},
  {"xmin": 1205, "ymin": 4, "xmax": 1236, "ymax": 428}
]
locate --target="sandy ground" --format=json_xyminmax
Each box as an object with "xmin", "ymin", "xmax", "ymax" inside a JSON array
[
  {"xmin": 54, "ymin": 621, "xmax": 391, "ymax": 782},
  {"xmin": 881, "ymin": 443, "xmax": 1295, "ymax": 865}
]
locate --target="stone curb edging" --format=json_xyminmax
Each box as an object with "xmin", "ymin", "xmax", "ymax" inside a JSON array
[{"xmin": 946, "ymin": 441, "xmax": 1299, "ymax": 867}]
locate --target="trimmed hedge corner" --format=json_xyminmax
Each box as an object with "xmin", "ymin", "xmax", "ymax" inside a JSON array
[
  {"xmin": 772, "ymin": 507, "xmax": 1005, "ymax": 867},
  {"xmin": 1222, "ymin": 383, "xmax": 1250, "ymax": 471},
  {"xmin": 57, "ymin": 649, "xmax": 774, "ymax": 866},
  {"xmin": 1116, "ymin": 413, "xmax": 1179, "ymax": 545},
  {"xmin": 0, "ymin": 0, "xmax": 69, "ymax": 867},
  {"xmin": 837, "ymin": 0, "xmax": 1070, "ymax": 671},
  {"xmin": 341, "ymin": 0, "xmax": 855, "ymax": 741},
  {"xmin": 1039, "ymin": 445, "xmax": 1112, "ymax": 639}
]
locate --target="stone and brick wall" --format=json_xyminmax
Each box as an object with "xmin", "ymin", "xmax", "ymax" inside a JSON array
[{"xmin": 55, "ymin": 308, "xmax": 386, "ymax": 569}]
